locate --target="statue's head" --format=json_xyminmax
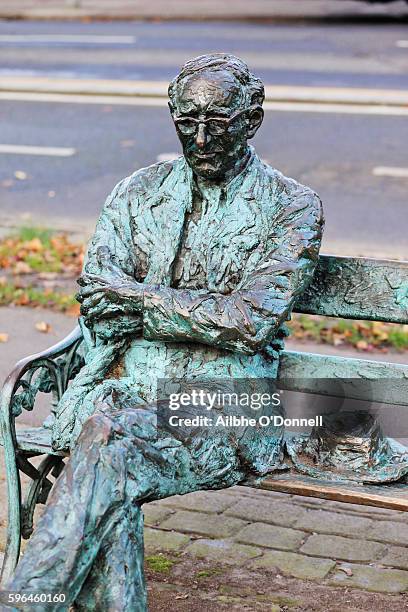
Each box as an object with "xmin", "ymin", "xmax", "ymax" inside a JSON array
[{"xmin": 169, "ymin": 54, "xmax": 264, "ymax": 181}]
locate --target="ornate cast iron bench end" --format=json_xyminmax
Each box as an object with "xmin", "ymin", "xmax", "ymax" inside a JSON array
[{"xmin": 0, "ymin": 326, "xmax": 83, "ymax": 583}]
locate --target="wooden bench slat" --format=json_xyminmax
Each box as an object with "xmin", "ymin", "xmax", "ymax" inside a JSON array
[
  {"xmin": 279, "ymin": 350, "xmax": 408, "ymax": 406},
  {"xmin": 294, "ymin": 255, "xmax": 408, "ymax": 324},
  {"xmin": 256, "ymin": 472, "xmax": 408, "ymax": 512}
]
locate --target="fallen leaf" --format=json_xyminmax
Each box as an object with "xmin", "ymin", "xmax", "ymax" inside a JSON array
[
  {"xmin": 24, "ymin": 238, "xmax": 43, "ymax": 252},
  {"xmin": 13, "ymin": 261, "xmax": 32, "ymax": 275},
  {"xmin": 120, "ymin": 140, "xmax": 136, "ymax": 148},
  {"xmin": 0, "ymin": 276, "xmax": 7, "ymax": 286},
  {"xmin": 15, "ymin": 292, "xmax": 30, "ymax": 306},
  {"xmin": 14, "ymin": 171, "xmax": 28, "ymax": 181},
  {"xmin": 0, "ymin": 333, "xmax": 9, "ymax": 343},
  {"xmin": 175, "ymin": 595, "xmax": 189, "ymax": 600},
  {"xmin": 338, "ymin": 566, "xmax": 353, "ymax": 577},
  {"xmin": 35, "ymin": 321, "xmax": 52, "ymax": 333},
  {"xmin": 356, "ymin": 340, "xmax": 368, "ymax": 350}
]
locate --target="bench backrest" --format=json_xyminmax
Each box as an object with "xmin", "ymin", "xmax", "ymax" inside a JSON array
[
  {"xmin": 279, "ymin": 254, "xmax": 408, "ymax": 406},
  {"xmin": 295, "ymin": 254, "xmax": 408, "ymax": 324}
]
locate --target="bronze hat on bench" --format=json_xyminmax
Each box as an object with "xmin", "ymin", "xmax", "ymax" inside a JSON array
[{"xmin": 286, "ymin": 411, "xmax": 408, "ymax": 484}]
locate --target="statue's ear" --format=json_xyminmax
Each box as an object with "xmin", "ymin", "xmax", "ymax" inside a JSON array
[{"xmin": 247, "ymin": 106, "xmax": 264, "ymax": 139}]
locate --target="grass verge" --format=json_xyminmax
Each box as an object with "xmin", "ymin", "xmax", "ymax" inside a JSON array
[
  {"xmin": 0, "ymin": 226, "xmax": 84, "ymax": 274},
  {"xmin": 0, "ymin": 282, "xmax": 79, "ymax": 315},
  {"xmin": 145, "ymin": 554, "xmax": 175, "ymax": 574},
  {"xmin": 289, "ymin": 314, "xmax": 408, "ymax": 353}
]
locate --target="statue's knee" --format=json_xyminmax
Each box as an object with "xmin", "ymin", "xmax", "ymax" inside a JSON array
[{"xmin": 79, "ymin": 410, "xmax": 119, "ymax": 445}]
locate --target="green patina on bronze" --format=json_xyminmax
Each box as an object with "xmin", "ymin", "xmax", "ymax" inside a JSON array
[
  {"xmin": 295, "ymin": 255, "xmax": 408, "ymax": 323},
  {"xmin": 1, "ymin": 53, "xmax": 407, "ymax": 611}
]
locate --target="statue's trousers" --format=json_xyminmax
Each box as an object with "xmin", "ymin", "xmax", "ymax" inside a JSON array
[{"xmin": 6, "ymin": 402, "xmax": 259, "ymax": 611}]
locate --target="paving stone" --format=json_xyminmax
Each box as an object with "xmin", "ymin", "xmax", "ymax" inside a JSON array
[
  {"xmin": 159, "ymin": 491, "xmax": 235, "ymax": 513},
  {"xmin": 291, "ymin": 497, "xmax": 329, "ymax": 509},
  {"xmin": 328, "ymin": 563, "xmax": 408, "ymax": 593},
  {"xmin": 225, "ymin": 498, "xmax": 306, "ymax": 527},
  {"xmin": 144, "ymin": 528, "xmax": 190, "ymax": 553},
  {"xmin": 143, "ymin": 503, "xmax": 174, "ymax": 526},
  {"xmin": 322, "ymin": 501, "xmax": 404, "ymax": 520},
  {"xmin": 366, "ymin": 520, "xmax": 408, "ymax": 545},
  {"xmin": 224, "ymin": 485, "xmax": 289, "ymax": 500},
  {"xmin": 231, "ymin": 486, "xmax": 289, "ymax": 501},
  {"xmin": 398, "ymin": 513, "xmax": 408, "ymax": 525},
  {"xmin": 159, "ymin": 511, "xmax": 247, "ymax": 538},
  {"xmin": 235, "ymin": 523, "xmax": 306, "ymax": 551},
  {"xmin": 294, "ymin": 509, "xmax": 374, "ymax": 538},
  {"xmin": 300, "ymin": 534, "xmax": 386, "ymax": 562},
  {"xmin": 380, "ymin": 546, "xmax": 408, "ymax": 570},
  {"xmin": 185, "ymin": 538, "xmax": 261, "ymax": 564},
  {"xmin": 249, "ymin": 550, "xmax": 336, "ymax": 580}
]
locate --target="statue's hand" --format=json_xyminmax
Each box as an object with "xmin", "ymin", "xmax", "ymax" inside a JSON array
[
  {"xmin": 77, "ymin": 275, "xmax": 144, "ymax": 324},
  {"xmin": 76, "ymin": 246, "xmax": 145, "ymax": 325}
]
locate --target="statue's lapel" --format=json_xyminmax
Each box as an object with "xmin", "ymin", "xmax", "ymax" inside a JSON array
[{"xmin": 142, "ymin": 157, "xmax": 192, "ymax": 284}]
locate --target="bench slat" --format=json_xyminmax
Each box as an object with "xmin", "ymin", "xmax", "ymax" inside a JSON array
[
  {"xmin": 0, "ymin": 427, "xmax": 67, "ymax": 457},
  {"xmin": 279, "ymin": 350, "xmax": 408, "ymax": 406},
  {"xmin": 256, "ymin": 472, "xmax": 408, "ymax": 512},
  {"xmin": 294, "ymin": 255, "xmax": 408, "ymax": 324}
]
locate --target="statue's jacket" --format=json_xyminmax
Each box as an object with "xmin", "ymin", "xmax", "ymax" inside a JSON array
[{"xmin": 52, "ymin": 149, "xmax": 324, "ymax": 475}]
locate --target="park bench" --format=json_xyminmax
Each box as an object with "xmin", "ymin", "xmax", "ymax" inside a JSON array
[{"xmin": 1, "ymin": 253, "xmax": 408, "ymax": 583}]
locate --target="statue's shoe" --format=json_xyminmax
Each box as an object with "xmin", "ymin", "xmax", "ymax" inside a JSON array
[{"xmin": 285, "ymin": 412, "xmax": 408, "ymax": 484}]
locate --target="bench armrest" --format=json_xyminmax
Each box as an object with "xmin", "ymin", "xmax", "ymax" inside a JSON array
[{"xmin": 0, "ymin": 326, "xmax": 84, "ymax": 444}]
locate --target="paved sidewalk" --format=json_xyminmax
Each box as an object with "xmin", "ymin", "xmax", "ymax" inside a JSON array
[
  {"xmin": 0, "ymin": 0, "xmax": 406, "ymax": 21},
  {"xmin": 141, "ymin": 485, "xmax": 408, "ymax": 593},
  {"xmin": 2, "ymin": 452, "xmax": 408, "ymax": 605}
]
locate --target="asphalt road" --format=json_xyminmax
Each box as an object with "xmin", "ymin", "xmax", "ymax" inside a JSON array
[
  {"xmin": 0, "ymin": 19, "xmax": 408, "ymax": 89},
  {"xmin": 1, "ymin": 98, "xmax": 406, "ymax": 259},
  {"xmin": 0, "ymin": 19, "xmax": 407, "ymax": 259}
]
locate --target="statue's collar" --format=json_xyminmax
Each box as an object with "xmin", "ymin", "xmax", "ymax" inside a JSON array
[{"xmin": 183, "ymin": 146, "xmax": 258, "ymax": 206}]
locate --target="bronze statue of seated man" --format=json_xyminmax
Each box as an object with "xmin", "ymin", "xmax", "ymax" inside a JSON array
[{"xmin": 5, "ymin": 53, "xmax": 324, "ymax": 611}]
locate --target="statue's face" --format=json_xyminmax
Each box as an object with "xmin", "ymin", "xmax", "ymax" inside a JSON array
[{"xmin": 171, "ymin": 71, "xmax": 254, "ymax": 180}]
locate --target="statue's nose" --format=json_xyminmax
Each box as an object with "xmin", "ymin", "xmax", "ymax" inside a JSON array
[{"xmin": 195, "ymin": 123, "xmax": 208, "ymax": 149}]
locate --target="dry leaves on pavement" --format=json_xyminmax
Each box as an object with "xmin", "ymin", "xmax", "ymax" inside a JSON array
[{"xmin": 35, "ymin": 321, "xmax": 52, "ymax": 334}]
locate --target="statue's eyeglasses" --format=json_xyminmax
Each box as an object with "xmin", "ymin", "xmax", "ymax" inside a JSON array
[{"xmin": 172, "ymin": 107, "xmax": 252, "ymax": 136}]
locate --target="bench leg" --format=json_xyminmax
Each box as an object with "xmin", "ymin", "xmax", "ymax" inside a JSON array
[
  {"xmin": 0, "ymin": 417, "xmax": 22, "ymax": 584},
  {"xmin": 21, "ymin": 455, "xmax": 65, "ymax": 541}
]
